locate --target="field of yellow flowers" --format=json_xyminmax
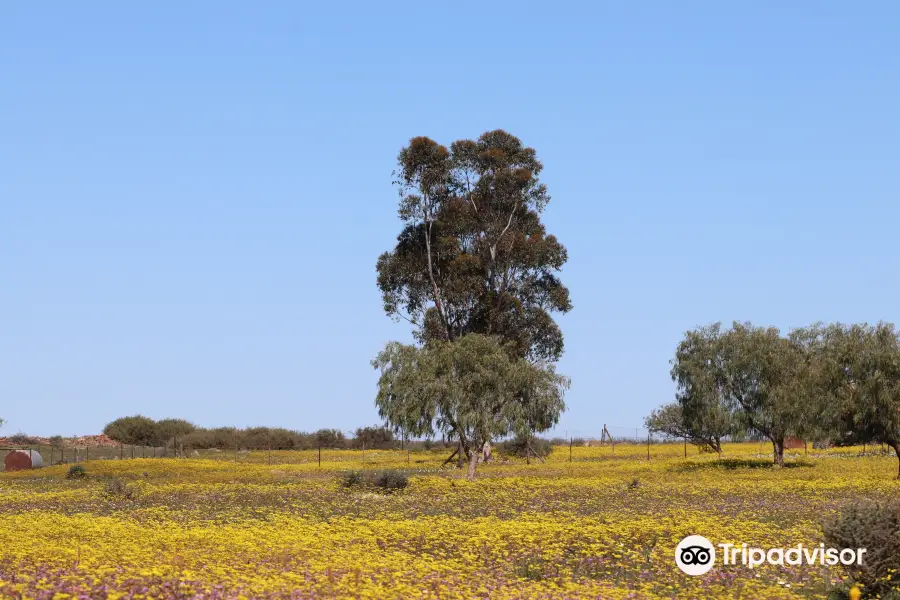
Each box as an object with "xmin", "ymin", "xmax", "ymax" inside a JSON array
[{"xmin": 0, "ymin": 442, "xmax": 897, "ymax": 599}]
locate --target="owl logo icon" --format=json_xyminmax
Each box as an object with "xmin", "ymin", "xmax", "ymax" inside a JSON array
[{"xmin": 675, "ymin": 535, "xmax": 715, "ymax": 575}]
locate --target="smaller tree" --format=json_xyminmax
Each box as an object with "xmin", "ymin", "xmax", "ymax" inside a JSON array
[
  {"xmin": 645, "ymin": 402, "xmax": 730, "ymax": 454},
  {"xmin": 667, "ymin": 323, "xmax": 737, "ymax": 456},
  {"xmin": 373, "ymin": 334, "xmax": 568, "ymax": 479}
]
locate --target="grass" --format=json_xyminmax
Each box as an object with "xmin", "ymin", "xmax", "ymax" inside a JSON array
[{"xmin": 0, "ymin": 442, "xmax": 897, "ymax": 598}]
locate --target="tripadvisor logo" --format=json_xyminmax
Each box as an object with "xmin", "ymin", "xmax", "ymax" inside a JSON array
[
  {"xmin": 675, "ymin": 535, "xmax": 716, "ymax": 575},
  {"xmin": 675, "ymin": 535, "xmax": 867, "ymax": 575}
]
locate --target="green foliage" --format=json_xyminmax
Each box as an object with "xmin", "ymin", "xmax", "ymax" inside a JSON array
[
  {"xmin": 645, "ymin": 403, "xmax": 727, "ymax": 454},
  {"xmin": 179, "ymin": 427, "xmax": 315, "ymax": 451},
  {"xmin": 66, "ymin": 465, "xmax": 87, "ymax": 480},
  {"xmin": 103, "ymin": 415, "xmax": 160, "ymax": 446},
  {"xmin": 49, "ymin": 435, "xmax": 64, "ymax": 446},
  {"xmin": 242, "ymin": 427, "xmax": 305, "ymax": 450},
  {"xmin": 314, "ymin": 429, "xmax": 346, "ymax": 448},
  {"xmin": 376, "ymin": 130, "xmax": 572, "ymax": 363},
  {"xmin": 661, "ymin": 321, "xmax": 825, "ymax": 466},
  {"xmin": 341, "ymin": 469, "xmax": 409, "ymax": 492},
  {"xmin": 373, "ymin": 334, "xmax": 569, "ymax": 478},
  {"xmin": 653, "ymin": 320, "xmax": 900, "ymax": 476},
  {"xmin": 822, "ymin": 500, "xmax": 900, "ymax": 599},
  {"xmin": 352, "ymin": 426, "xmax": 394, "ymax": 449},
  {"xmin": 499, "ymin": 435, "xmax": 552, "ymax": 458},
  {"xmin": 155, "ymin": 418, "xmax": 196, "ymax": 441},
  {"xmin": 820, "ymin": 323, "xmax": 900, "ymax": 476},
  {"xmin": 341, "ymin": 470, "xmax": 364, "ymax": 488},
  {"xmin": 373, "ymin": 470, "xmax": 409, "ymax": 491}
]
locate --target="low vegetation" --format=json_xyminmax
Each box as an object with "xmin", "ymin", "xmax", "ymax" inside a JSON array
[{"xmin": 1, "ymin": 442, "xmax": 896, "ymax": 598}]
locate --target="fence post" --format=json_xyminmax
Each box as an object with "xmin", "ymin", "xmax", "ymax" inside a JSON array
[
  {"xmin": 407, "ymin": 448, "xmax": 410, "ymax": 464},
  {"xmin": 318, "ymin": 445, "xmax": 321, "ymax": 469},
  {"xmin": 120, "ymin": 443, "xmax": 123, "ymax": 460},
  {"xmin": 50, "ymin": 446, "xmax": 54, "ymax": 466},
  {"xmin": 647, "ymin": 432, "xmax": 650, "ymax": 460},
  {"xmin": 86, "ymin": 447, "xmax": 89, "ymax": 462},
  {"xmin": 684, "ymin": 437, "xmax": 687, "ymax": 458},
  {"xmin": 569, "ymin": 437, "xmax": 573, "ymax": 463}
]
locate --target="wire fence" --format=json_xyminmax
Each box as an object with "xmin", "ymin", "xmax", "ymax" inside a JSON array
[
  {"xmin": 1, "ymin": 443, "xmax": 172, "ymax": 471},
  {"xmin": 5, "ymin": 427, "xmax": 891, "ymax": 472}
]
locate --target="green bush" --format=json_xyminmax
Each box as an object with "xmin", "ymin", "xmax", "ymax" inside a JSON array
[
  {"xmin": 352, "ymin": 426, "xmax": 395, "ymax": 450},
  {"xmin": 822, "ymin": 500, "xmax": 900, "ymax": 599},
  {"xmin": 499, "ymin": 435, "xmax": 553, "ymax": 459},
  {"xmin": 341, "ymin": 469, "xmax": 409, "ymax": 492},
  {"xmin": 103, "ymin": 415, "xmax": 160, "ymax": 446},
  {"xmin": 314, "ymin": 429, "xmax": 346, "ymax": 449},
  {"xmin": 341, "ymin": 470, "xmax": 364, "ymax": 488},
  {"xmin": 66, "ymin": 465, "xmax": 87, "ymax": 480},
  {"xmin": 374, "ymin": 470, "xmax": 409, "ymax": 492}
]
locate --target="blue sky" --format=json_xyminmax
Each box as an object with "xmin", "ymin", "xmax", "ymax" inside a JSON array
[{"xmin": 2, "ymin": 2, "xmax": 898, "ymax": 437}]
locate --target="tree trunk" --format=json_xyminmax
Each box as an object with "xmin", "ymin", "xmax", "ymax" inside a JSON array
[
  {"xmin": 457, "ymin": 437, "xmax": 465, "ymax": 469},
  {"xmin": 772, "ymin": 438, "xmax": 785, "ymax": 467},
  {"xmin": 890, "ymin": 442, "xmax": 900, "ymax": 479},
  {"xmin": 467, "ymin": 447, "xmax": 479, "ymax": 480}
]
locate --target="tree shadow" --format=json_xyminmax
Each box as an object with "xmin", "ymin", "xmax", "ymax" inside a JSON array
[{"xmin": 672, "ymin": 458, "xmax": 815, "ymax": 472}]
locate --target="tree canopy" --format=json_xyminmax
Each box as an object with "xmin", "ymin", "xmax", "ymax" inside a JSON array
[
  {"xmin": 820, "ymin": 322, "xmax": 900, "ymax": 476},
  {"xmin": 376, "ymin": 130, "xmax": 572, "ymax": 362},
  {"xmin": 653, "ymin": 320, "xmax": 900, "ymax": 475},
  {"xmin": 372, "ymin": 334, "xmax": 569, "ymax": 478}
]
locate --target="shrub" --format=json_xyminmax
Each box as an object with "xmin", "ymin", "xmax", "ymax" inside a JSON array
[
  {"xmin": 822, "ymin": 500, "xmax": 900, "ymax": 599},
  {"xmin": 102, "ymin": 478, "xmax": 135, "ymax": 500},
  {"xmin": 352, "ymin": 426, "xmax": 394, "ymax": 450},
  {"xmin": 103, "ymin": 415, "xmax": 159, "ymax": 446},
  {"xmin": 8, "ymin": 432, "xmax": 38, "ymax": 445},
  {"xmin": 374, "ymin": 470, "xmax": 409, "ymax": 492},
  {"xmin": 66, "ymin": 465, "xmax": 87, "ymax": 480},
  {"xmin": 314, "ymin": 429, "xmax": 346, "ymax": 449},
  {"xmin": 422, "ymin": 438, "xmax": 433, "ymax": 451},
  {"xmin": 49, "ymin": 435, "xmax": 64, "ymax": 446},
  {"xmin": 341, "ymin": 469, "xmax": 409, "ymax": 492},
  {"xmin": 499, "ymin": 435, "xmax": 553, "ymax": 459},
  {"xmin": 341, "ymin": 470, "xmax": 364, "ymax": 488}
]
